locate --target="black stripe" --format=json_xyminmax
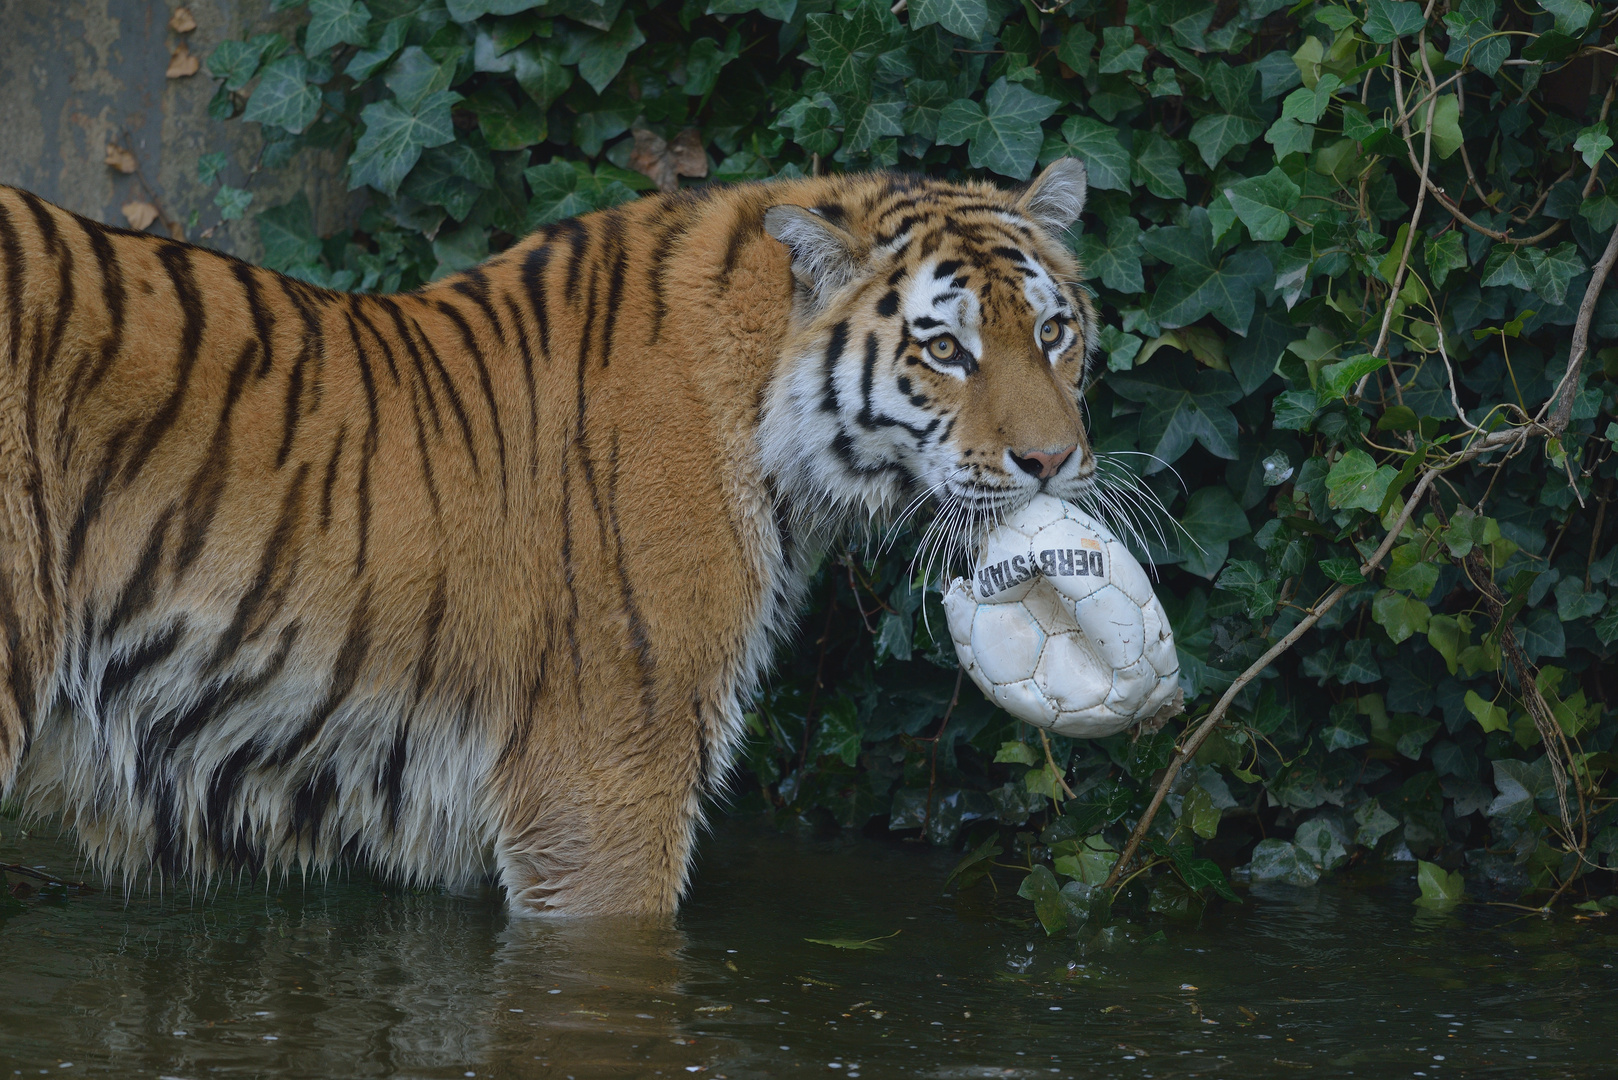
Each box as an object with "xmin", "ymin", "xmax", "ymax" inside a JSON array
[
  {"xmin": 520, "ymin": 244, "xmax": 554, "ymax": 359},
  {"xmin": 320, "ymin": 424, "xmax": 346, "ymax": 532},
  {"xmin": 344, "ymin": 311, "xmax": 381, "ymax": 575},
  {"xmin": 17, "ymin": 195, "xmax": 67, "ymax": 614},
  {"xmin": 0, "ymin": 202, "xmax": 27, "ymax": 376},
  {"xmin": 204, "ymin": 464, "xmax": 308, "ymax": 675},
  {"xmin": 101, "ymin": 508, "xmax": 172, "ymax": 643},
  {"xmin": 560, "ymin": 219, "xmax": 590, "ymax": 305},
  {"xmin": 403, "ymin": 373, "xmax": 441, "ymax": 518},
  {"xmin": 175, "ymin": 338, "xmax": 259, "ymax": 577},
  {"xmin": 64, "ymin": 428, "xmax": 130, "ymax": 577},
  {"xmin": 450, "ymin": 268, "xmax": 507, "ymax": 342},
  {"xmin": 67, "ymin": 214, "xmax": 126, "ymax": 407},
  {"xmin": 501, "ymin": 293, "xmax": 539, "ymax": 466},
  {"xmin": 716, "ymin": 209, "xmax": 757, "ymax": 285},
  {"xmin": 232, "ymin": 262, "xmax": 276, "ymax": 379},
  {"xmin": 120, "ymin": 244, "xmax": 205, "ymax": 486},
  {"xmin": 413, "ymin": 314, "xmax": 480, "ymax": 470},
  {"xmin": 290, "ymin": 763, "xmax": 340, "ymax": 852},
  {"xmin": 97, "ymin": 619, "xmax": 186, "ymax": 713},
  {"xmin": 645, "ymin": 210, "xmax": 689, "ymax": 344},
  {"xmin": 436, "ymin": 300, "xmax": 506, "ymax": 501},
  {"xmin": 598, "ymin": 211, "xmax": 628, "ymax": 368},
  {"xmin": 412, "ymin": 570, "xmax": 446, "ymax": 703},
  {"xmin": 353, "ymin": 302, "xmax": 400, "ymax": 384},
  {"xmin": 606, "ymin": 435, "xmax": 658, "ymax": 727},
  {"xmin": 272, "ymin": 583, "xmax": 372, "ymax": 766},
  {"xmin": 275, "ymin": 275, "xmax": 323, "ymax": 468},
  {"xmin": 382, "ymin": 720, "xmax": 409, "ymax": 831},
  {"xmin": 876, "ymin": 289, "xmax": 899, "ymax": 317},
  {"xmin": 156, "ymin": 619, "xmax": 300, "ymax": 775},
  {"xmin": 0, "ymin": 573, "xmax": 32, "ymax": 753},
  {"xmin": 378, "ymin": 297, "xmax": 440, "ymax": 433},
  {"xmin": 206, "ymin": 740, "xmax": 264, "ymax": 866},
  {"xmin": 820, "ymin": 321, "xmax": 849, "ymax": 414}
]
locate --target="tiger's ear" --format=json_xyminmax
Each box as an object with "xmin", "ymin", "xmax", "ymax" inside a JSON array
[
  {"xmin": 1017, "ymin": 158, "xmax": 1088, "ymax": 237},
  {"xmin": 763, "ymin": 204, "xmax": 863, "ymax": 308}
]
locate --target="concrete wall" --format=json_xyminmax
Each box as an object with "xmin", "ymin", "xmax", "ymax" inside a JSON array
[{"xmin": 0, "ymin": 0, "xmax": 356, "ymax": 263}]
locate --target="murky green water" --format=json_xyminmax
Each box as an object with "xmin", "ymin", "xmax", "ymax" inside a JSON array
[{"xmin": 2, "ymin": 816, "xmax": 1614, "ymax": 1079}]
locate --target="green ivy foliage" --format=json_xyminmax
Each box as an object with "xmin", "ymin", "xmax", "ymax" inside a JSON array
[{"xmin": 205, "ymin": 0, "xmax": 1618, "ymax": 931}]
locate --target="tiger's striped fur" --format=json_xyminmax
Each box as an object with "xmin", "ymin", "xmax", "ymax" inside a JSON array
[{"xmin": 0, "ymin": 160, "xmax": 1095, "ymax": 915}]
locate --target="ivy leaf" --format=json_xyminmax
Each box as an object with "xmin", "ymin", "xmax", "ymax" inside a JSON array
[
  {"xmin": 347, "ymin": 17, "xmax": 407, "ymax": 81},
  {"xmin": 512, "ymin": 43, "xmax": 576, "ymax": 108},
  {"xmin": 1141, "ymin": 208, "xmax": 1273, "ymax": 333},
  {"xmin": 806, "ymin": 0, "xmax": 892, "ymax": 101},
  {"xmin": 908, "ymin": 0, "xmax": 989, "ymax": 40},
  {"xmin": 385, "ymin": 46, "xmax": 456, "ymax": 111},
  {"xmin": 1056, "ymin": 24, "xmax": 1096, "ymax": 78},
  {"xmin": 1372, "ymin": 590, "xmax": 1430, "ymax": 645},
  {"xmin": 213, "ymin": 185, "xmax": 254, "ymax": 221},
  {"xmin": 1054, "ymin": 116, "xmax": 1130, "ymax": 191},
  {"xmin": 1098, "ymin": 26, "xmax": 1146, "ymax": 74},
  {"xmin": 1265, "ymin": 117, "xmax": 1315, "ymax": 159},
  {"xmin": 348, "ymin": 89, "xmax": 460, "ymax": 196},
  {"xmin": 1539, "ymin": 0, "xmax": 1594, "ymax": 37},
  {"xmin": 1413, "ymin": 94, "xmax": 1463, "ymax": 158},
  {"xmin": 1132, "ymin": 131, "xmax": 1185, "ymax": 199},
  {"xmin": 683, "ymin": 33, "xmax": 741, "ymax": 98},
  {"xmin": 904, "ymin": 80, "xmax": 951, "ymax": 142},
  {"xmin": 446, "ymin": 0, "xmax": 541, "ymax": 19},
  {"xmin": 1325, "ymin": 448, "xmax": 1397, "ymax": 512},
  {"xmin": 1217, "ymin": 558, "xmax": 1280, "ymax": 617},
  {"xmin": 934, "ymin": 77, "xmax": 1058, "ymax": 180},
  {"xmin": 524, "ymin": 160, "xmax": 637, "ymax": 227},
  {"xmin": 1575, "ymin": 126, "xmax": 1613, "ymax": 168},
  {"xmin": 1108, "ymin": 359, "xmax": 1244, "ymax": 467},
  {"xmin": 305, "ymin": 0, "xmax": 372, "ymax": 55},
  {"xmin": 778, "ymin": 91, "xmax": 842, "ymax": 156},
  {"xmin": 1414, "ymin": 860, "xmax": 1465, "ymax": 908},
  {"xmin": 1363, "ymin": 0, "xmax": 1424, "ymax": 43},
  {"xmin": 1317, "ymin": 353, "xmax": 1387, "ymax": 404},
  {"xmin": 842, "ymin": 94, "xmax": 905, "ymax": 154},
  {"xmin": 1189, "ymin": 113, "xmax": 1266, "ymax": 168},
  {"xmin": 256, "ymin": 193, "xmax": 322, "ymax": 272},
  {"xmin": 1280, "ymin": 74, "xmax": 1340, "ymax": 124},
  {"xmin": 241, "ymin": 55, "xmax": 323, "ymax": 134},
  {"xmin": 1425, "ymin": 230, "xmax": 1468, "ymax": 288},
  {"xmin": 462, "ymin": 85, "xmax": 548, "ymax": 150},
  {"xmin": 1480, "ymin": 243, "xmax": 1537, "ymax": 291},
  {"xmin": 577, "ymin": 11, "xmax": 644, "ymax": 93},
  {"xmin": 208, "ymin": 37, "xmax": 269, "ymax": 91},
  {"xmin": 708, "ymin": 0, "xmax": 798, "ymax": 18},
  {"xmin": 197, "ymin": 151, "xmax": 229, "ymax": 186},
  {"xmin": 1017, "ymin": 865, "xmax": 1069, "ymax": 935},
  {"xmin": 1223, "ymin": 166, "xmax": 1299, "ymax": 241},
  {"xmin": 1320, "ymin": 557, "xmax": 1365, "ymax": 585},
  {"xmin": 1080, "ymin": 214, "xmax": 1144, "ymax": 293},
  {"xmin": 1534, "ymin": 242, "xmax": 1584, "ymax": 306},
  {"xmin": 1177, "ymin": 486, "xmax": 1250, "ymax": 578}
]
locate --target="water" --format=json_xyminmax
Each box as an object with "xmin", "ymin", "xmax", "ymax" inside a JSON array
[{"xmin": 2, "ymin": 815, "xmax": 1614, "ymax": 1079}]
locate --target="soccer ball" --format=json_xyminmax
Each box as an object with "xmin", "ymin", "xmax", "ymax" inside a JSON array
[{"xmin": 943, "ymin": 494, "xmax": 1182, "ymax": 738}]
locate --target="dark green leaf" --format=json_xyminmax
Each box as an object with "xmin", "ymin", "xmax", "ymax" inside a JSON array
[
  {"xmin": 1141, "ymin": 208, "xmax": 1272, "ymax": 332},
  {"xmin": 1108, "ymin": 359, "xmax": 1244, "ymax": 466},
  {"xmin": 306, "ymin": 0, "xmax": 371, "ymax": 55},
  {"xmin": 241, "ymin": 55, "xmax": 322, "ymax": 134}
]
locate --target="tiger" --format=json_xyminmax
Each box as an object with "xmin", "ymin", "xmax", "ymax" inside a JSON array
[{"xmin": 0, "ymin": 157, "xmax": 1098, "ymax": 915}]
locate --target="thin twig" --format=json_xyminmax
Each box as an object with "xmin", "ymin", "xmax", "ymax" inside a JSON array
[
  {"xmin": 1100, "ymin": 469, "xmax": 1441, "ymax": 891},
  {"xmin": 1, "ymin": 863, "xmax": 96, "ymax": 891}
]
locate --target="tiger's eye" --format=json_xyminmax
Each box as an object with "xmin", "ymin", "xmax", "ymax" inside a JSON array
[
  {"xmin": 1039, "ymin": 318, "xmax": 1061, "ymax": 344},
  {"xmin": 927, "ymin": 336, "xmax": 959, "ymax": 362}
]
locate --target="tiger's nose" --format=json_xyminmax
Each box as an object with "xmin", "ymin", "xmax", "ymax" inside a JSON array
[{"xmin": 1010, "ymin": 445, "xmax": 1076, "ymax": 480}]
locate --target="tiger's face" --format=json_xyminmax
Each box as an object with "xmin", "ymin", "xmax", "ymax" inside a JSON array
[{"xmin": 759, "ymin": 159, "xmax": 1098, "ymax": 549}]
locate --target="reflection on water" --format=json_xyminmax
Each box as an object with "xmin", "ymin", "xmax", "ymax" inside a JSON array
[{"xmin": 3, "ymin": 814, "xmax": 1616, "ymax": 1078}]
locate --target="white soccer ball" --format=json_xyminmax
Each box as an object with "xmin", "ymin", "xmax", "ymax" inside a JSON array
[{"xmin": 944, "ymin": 494, "xmax": 1182, "ymax": 738}]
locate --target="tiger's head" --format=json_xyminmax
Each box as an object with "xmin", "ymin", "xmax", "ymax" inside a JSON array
[{"xmin": 757, "ymin": 159, "xmax": 1098, "ymax": 555}]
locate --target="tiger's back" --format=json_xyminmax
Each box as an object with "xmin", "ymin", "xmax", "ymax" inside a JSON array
[{"xmin": 0, "ymin": 161, "xmax": 1098, "ymax": 914}]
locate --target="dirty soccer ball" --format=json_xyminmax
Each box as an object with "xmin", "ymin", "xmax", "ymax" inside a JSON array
[{"xmin": 943, "ymin": 494, "xmax": 1183, "ymax": 738}]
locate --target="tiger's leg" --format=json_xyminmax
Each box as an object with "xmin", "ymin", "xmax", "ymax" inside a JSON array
[
  {"xmin": 0, "ymin": 423, "xmax": 58, "ymax": 796},
  {"xmin": 494, "ymin": 713, "xmax": 709, "ymax": 917}
]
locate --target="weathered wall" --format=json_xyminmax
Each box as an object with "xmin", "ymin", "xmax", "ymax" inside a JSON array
[{"xmin": 0, "ymin": 0, "xmax": 356, "ymax": 263}]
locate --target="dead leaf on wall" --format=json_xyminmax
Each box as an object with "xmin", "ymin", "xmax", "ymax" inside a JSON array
[
  {"xmin": 122, "ymin": 201, "xmax": 159, "ymax": 231},
  {"xmin": 168, "ymin": 7, "xmax": 197, "ymax": 33},
  {"xmin": 629, "ymin": 128, "xmax": 708, "ymax": 193},
  {"xmin": 104, "ymin": 144, "xmax": 137, "ymax": 174},
  {"xmin": 166, "ymin": 43, "xmax": 199, "ymax": 78}
]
